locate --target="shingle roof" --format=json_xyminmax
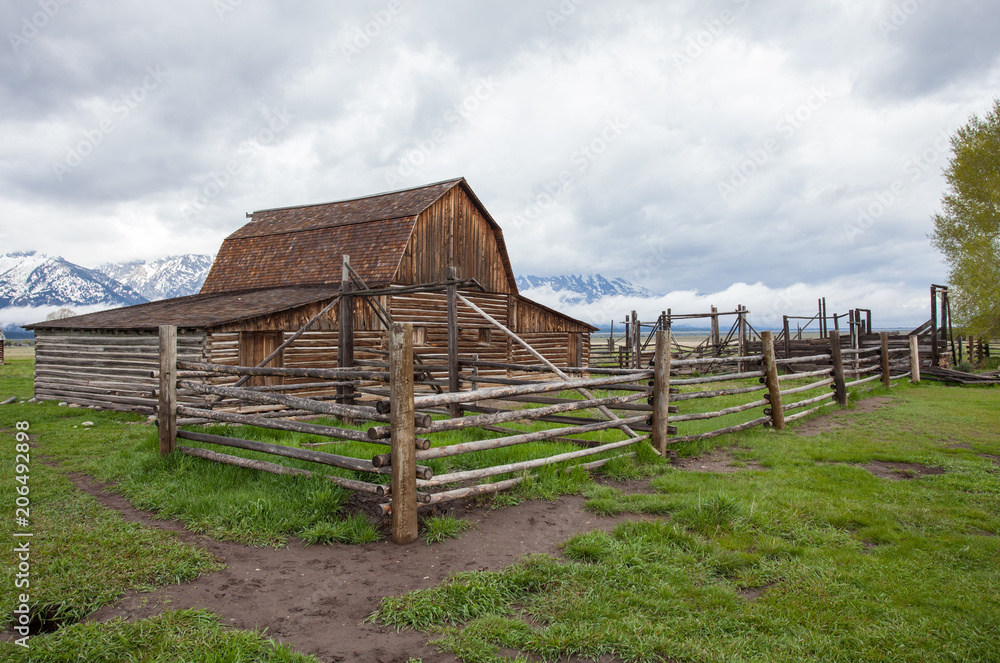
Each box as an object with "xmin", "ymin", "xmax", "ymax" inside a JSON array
[
  {"xmin": 24, "ymin": 285, "xmax": 341, "ymax": 331},
  {"xmin": 201, "ymin": 178, "xmax": 466, "ymax": 294}
]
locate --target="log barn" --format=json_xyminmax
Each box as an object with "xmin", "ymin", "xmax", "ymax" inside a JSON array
[{"xmin": 26, "ymin": 178, "xmax": 596, "ymax": 412}]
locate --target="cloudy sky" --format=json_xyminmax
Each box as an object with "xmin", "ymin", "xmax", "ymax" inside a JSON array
[{"xmin": 2, "ymin": 0, "xmax": 998, "ymax": 326}]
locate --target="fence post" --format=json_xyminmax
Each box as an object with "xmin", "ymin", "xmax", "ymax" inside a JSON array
[
  {"xmin": 761, "ymin": 331, "xmax": 785, "ymax": 430},
  {"xmin": 711, "ymin": 306, "xmax": 720, "ymax": 353},
  {"xmin": 782, "ymin": 316, "xmax": 790, "ymax": 358},
  {"xmin": 880, "ymin": 332, "xmax": 891, "ymax": 388},
  {"xmin": 338, "ymin": 255, "xmax": 355, "ymax": 407},
  {"xmin": 631, "ymin": 310, "xmax": 640, "ymax": 369},
  {"xmin": 829, "ymin": 330, "xmax": 848, "ymax": 406},
  {"xmin": 389, "ymin": 322, "xmax": 418, "ymax": 544},
  {"xmin": 652, "ymin": 330, "xmax": 672, "ymax": 456},
  {"xmin": 446, "ymin": 266, "xmax": 461, "ymax": 418},
  {"xmin": 158, "ymin": 325, "xmax": 177, "ymax": 456},
  {"xmin": 909, "ymin": 334, "xmax": 921, "ymax": 384}
]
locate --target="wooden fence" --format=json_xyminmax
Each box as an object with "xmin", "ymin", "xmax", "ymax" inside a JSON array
[{"xmin": 157, "ymin": 317, "xmax": 921, "ymax": 543}]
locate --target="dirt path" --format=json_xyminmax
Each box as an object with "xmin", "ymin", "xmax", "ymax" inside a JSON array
[{"xmin": 74, "ymin": 474, "xmax": 638, "ymax": 663}]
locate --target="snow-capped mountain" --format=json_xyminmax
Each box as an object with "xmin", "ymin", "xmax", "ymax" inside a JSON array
[
  {"xmin": 97, "ymin": 254, "xmax": 214, "ymax": 301},
  {"xmin": 0, "ymin": 251, "xmax": 148, "ymax": 308},
  {"xmin": 516, "ymin": 274, "xmax": 656, "ymax": 304}
]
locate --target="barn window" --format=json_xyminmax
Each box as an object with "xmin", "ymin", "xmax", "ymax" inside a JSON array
[
  {"xmin": 239, "ymin": 331, "xmax": 284, "ymax": 386},
  {"xmin": 478, "ymin": 328, "xmax": 492, "ymax": 345}
]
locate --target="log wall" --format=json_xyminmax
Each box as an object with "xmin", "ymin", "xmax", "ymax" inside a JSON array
[{"xmin": 34, "ymin": 329, "xmax": 208, "ymax": 413}]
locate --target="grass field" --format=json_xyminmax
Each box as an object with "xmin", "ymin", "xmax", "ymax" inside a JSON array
[
  {"xmin": 374, "ymin": 384, "xmax": 1000, "ymax": 662},
  {"xmin": 2, "ymin": 349, "xmax": 998, "ymax": 661}
]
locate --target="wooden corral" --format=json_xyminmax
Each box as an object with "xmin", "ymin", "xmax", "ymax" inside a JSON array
[
  {"xmin": 25, "ymin": 178, "xmax": 595, "ymax": 412},
  {"xmin": 597, "ymin": 289, "xmax": 958, "ymax": 374}
]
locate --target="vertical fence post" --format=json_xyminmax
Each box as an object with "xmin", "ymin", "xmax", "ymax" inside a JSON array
[
  {"xmin": 338, "ymin": 255, "xmax": 355, "ymax": 407},
  {"xmin": 158, "ymin": 325, "xmax": 177, "ymax": 456},
  {"xmin": 631, "ymin": 310, "xmax": 640, "ymax": 369},
  {"xmin": 711, "ymin": 306, "xmax": 720, "ymax": 353},
  {"xmin": 782, "ymin": 315, "xmax": 790, "ymax": 358},
  {"xmin": 652, "ymin": 330, "xmax": 672, "ymax": 456},
  {"xmin": 909, "ymin": 334, "xmax": 921, "ymax": 384},
  {"xmin": 880, "ymin": 332, "xmax": 891, "ymax": 388},
  {"xmin": 930, "ymin": 285, "xmax": 939, "ymax": 366},
  {"xmin": 389, "ymin": 322, "xmax": 418, "ymax": 545},
  {"xmin": 761, "ymin": 331, "xmax": 785, "ymax": 430},
  {"xmin": 446, "ymin": 266, "xmax": 461, "ymax": 418},
  {"xmin": 829, "ymin": 330, "xmax": 848, "ymax": 406}
]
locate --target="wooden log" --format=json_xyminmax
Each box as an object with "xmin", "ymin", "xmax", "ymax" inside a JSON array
[
  {"xmin": 419, "ymin": 434, "xmax": 650, "ymax": 487},
  {"xmin": 175, "ymin": 360, "xmax": 389, "ymax": 381},
  {"xmin": 368, "ymin": 390, "xmax": 649, "ymax": 438},
  {"xmin": 671, "ymin": 369, "xmax": 766, "ymax": 386},
  {"xmin": 462, "ymin": 359, "xmax": 641, "ymax": 375},
  {"xmin": 409, "ymin": 369, "xmax": 653, "ymax": 410},
  {"xmin": 652, "ymin": 330, "xmax": 671, "ymax": 455},
  {"xmin": 446, "ymin": 266, "xmax": 461, "ymax": 418},
  {"xmin": 670, "ymin": 414, "xmax": 771, "ymax": 443},
  {"xmin": 843, "ymin": 373, "xmax": 883, "ymax": 388},
  {"xmin": 761, "ymin": 331, "xmax": 785, "ymax": 430},
  {"xmin": 175, "ymin": 406, "xmax": 380, "ymax": 444},
  {"xmin": 671, "ymin": 354, "xmax": 764, "ymax": 368},
  {"xmin": 456, "ymin": 373, "xmax": 652, "ymax": 392},
  {"xmin": 783, "ymin": 401, "xmax": 834, "ymax": 423},
  {"xmin": 491, "ymin": 393, "xmax": 658, "ymax": 412},
  {"xmin": 774, "ymin": 368, "xmax": 831, "ymax": 381},
  {"xmin": 828, "ymin": 330, "xmax": 848, "ymax": 406},
  {"xmin": 775, "ymin": 377, "xmax": 834, "ymax": 398},
  {"xmin": 158, "ymin": 326, "xmax": 177, "ymax": 456},
  {"xmin": 881, "ymin": 332, "xmax": 891, "ymax": 389},
  {"xmin": 669, "ymin": 398, "xmax": 767, "ymax": 422},
  {"xmin": 774, "ymin": 353, "xmax": 832, "ymax": 365},
  {"xmin": 176, "ymin": 446, "xmax": 385, "ymax": 495},
  {"xmin": 178, "ymin": 380, "xmax": 395, "ymax": 423},
  {"xmin": 339, "ymin": 255, "xmax": 355, "ymax": 406},
  {"xmin": 176, "ymin": 430, "xmax": 382, "ymax": 474},
  {"xmin": 671, "ymin": 384, "xmax": 766, "ymax": 401},
  {"xmin": 389, "ymin": 322, "xmax": 418, "ymax": 544},
  {"xmin": 780, "ymin": 390, "xmax": 834, "ymax": 412},
  {"xmin": 414, "ymin": 413, "xmax": 648, "ymax": 461},
  {"xmin": 909, "ymin": 334, "xmax": 921, "ymax": 384}
]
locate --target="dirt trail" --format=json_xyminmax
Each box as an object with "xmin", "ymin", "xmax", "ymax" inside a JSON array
[{"xmin": 74, "ymin": 474, "xmax": 638, "ymax": 663}]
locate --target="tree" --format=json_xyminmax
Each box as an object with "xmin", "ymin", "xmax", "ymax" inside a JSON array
[
  {"xmin": 930, "ymin": 99, "xmax": 1000, "ymax": 339},
  {"xmin": 45, "ymin": 307, "xmax": 77, "ymax": 321}
]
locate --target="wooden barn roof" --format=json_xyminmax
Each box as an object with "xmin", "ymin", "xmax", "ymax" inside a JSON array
[
  {"xmin": 24, "ymin": 285, "xmax": 341, "ymax": 331},
  {"xmin": 200, "ymin": 177, "xmax": 518, "ymax": 294}
]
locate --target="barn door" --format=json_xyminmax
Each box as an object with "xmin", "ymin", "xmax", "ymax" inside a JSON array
[
  {"xmin": 568, "ymin": 333, "xmax": 582, "ymax": 367},
  {"xmin": 239, "ymin": 331, "xmax": 284, "ymax": 386}
]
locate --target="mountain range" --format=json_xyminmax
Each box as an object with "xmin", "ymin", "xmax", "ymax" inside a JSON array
[
  {"xmin": 1, "ymin": 251, "xmax": 656, "ymax": 333},
  {"xmin": 515, "ymin": 274, "xmax": 655, "ymax": 304},
  {"xmin": 0, "ymin": 252, "xmax": 147, "ymax": 309},
  {"xmin": 98, "ymin": 254, "xmax": 215, "ymax": 301}
]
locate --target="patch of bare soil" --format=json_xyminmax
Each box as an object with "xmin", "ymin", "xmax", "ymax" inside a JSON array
[
  {"xmin": 860, "ymin": 460, "xmax": 946, "ymax": 480},
  {"xmin": 791, "ymin": 396, "xmax": 894, "ymax": 437},
  {"xmin": 62, "ymin": 473, "xmax": 645, "ymax": 663},
  {"xmin": 980, "ymin": 453, "xmax": 1000, "ymax": 466},
  {"xmin": 738, "ymin": 582, "xmax": 776, "ymax": 601},
  {"xmin": 675, "ymin": 448, "xmax": 764, "ymax": 473}
]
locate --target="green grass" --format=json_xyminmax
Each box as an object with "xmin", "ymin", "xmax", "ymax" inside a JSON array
[
  {"xmin": 373, "ymin": 382, "xmax": 1000, "ymax": 662},
  {"xmin": 0, "ymin": 417, "xmax": 223, "ymax": 634},
  {"xmin": 422, "ymin": 514, "xmax": 476, "ymax": 545},
  {"xmin": 2, "ymin": 609, "xmax": 323, "ymax": 662}
]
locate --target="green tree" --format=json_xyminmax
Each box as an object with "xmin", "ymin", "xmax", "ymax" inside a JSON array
[{"xmin": 930, "ymin": 99, "xmax": 1000, "ymax": 338}]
